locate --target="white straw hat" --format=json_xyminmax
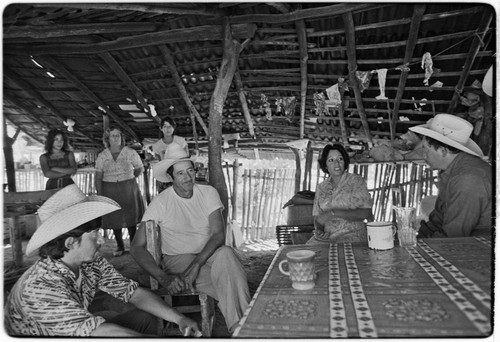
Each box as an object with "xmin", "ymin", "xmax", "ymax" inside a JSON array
[
  {"xmin": 26, "ymin": 184, "xmax": 121, "ymax": 257},
  {"xmin": 152, "ymin": 143, "xmax": 196, "ymax": 183},
  {"xmin": 409, "ymin": 113, "xmax": 483, "ymax": 157}
]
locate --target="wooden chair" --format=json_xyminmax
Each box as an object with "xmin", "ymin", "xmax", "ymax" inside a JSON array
[{"xmin": 143, "ymin": 220, "xmax": 215, "ymax": 337}]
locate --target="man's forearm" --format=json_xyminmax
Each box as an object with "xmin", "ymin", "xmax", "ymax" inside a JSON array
[{"xmin": 191, "ymin": 233, "xmax": 225, "ymax": 268}]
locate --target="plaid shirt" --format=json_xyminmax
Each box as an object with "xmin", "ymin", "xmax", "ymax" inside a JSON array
[{"xmin": 4, "ymin": 255, "xmax": 138, "ymax": 336}]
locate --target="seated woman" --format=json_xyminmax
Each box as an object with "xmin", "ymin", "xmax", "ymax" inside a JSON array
[{"xmin": 308, "ymin": 143, "xmax": 374, "ymax": 244}]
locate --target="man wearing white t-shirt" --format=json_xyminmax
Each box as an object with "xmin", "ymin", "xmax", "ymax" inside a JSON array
[{"xmin": 131, "ymin": 145, "xmax": 250, "ymax": 334}]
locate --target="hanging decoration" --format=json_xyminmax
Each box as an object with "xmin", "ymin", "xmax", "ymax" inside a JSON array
[
  {"xmin": 260, "ymin": 94, "xmax": 272, "ymax": 120},
  {"xmin": 421, "ymin": 52, "xmax": 433, "ymax": 86},
  {"xmin": 63, "ymin": 118, "xmax": 75, "ymax": 132},
  {"xmin": 276, "ymin": 97, "xmax": 283, "ymax": 113},
  {"xmin": 355, "ymin": 70, "xmax": 373, "ymax": 92},
  {"xmin": 313, "ymin": 92, "xmax": 327, "ymax": 115},
  {"xmin": 325, "ymin": 84, "xmax": 342, "ymax": 108},
  {"xmin": 375, "ymin": 68, "xmax": 388, "ymax": 100},
  {"xmin": 282, "ymin": 96, "xmax": 296, "ymax": 122}
]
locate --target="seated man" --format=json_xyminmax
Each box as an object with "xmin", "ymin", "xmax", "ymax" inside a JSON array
[
  {"xmin": 409, "ymin": 113, "xmax": 492, "ymax": 238},
  {"xmin": 4, "ymin": 184, "xmax": 200, "ymax": 337},
  {"xmin": 131, "ymin": 145, "xmax": 250, "ymax": 334}
]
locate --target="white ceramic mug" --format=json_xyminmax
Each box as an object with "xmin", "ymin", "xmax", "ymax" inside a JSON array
[
  {"xmin": 366, "ymin": 221, "xmax": 395, "ymax": 250},
  {"xmin": 278, "ymin": 250, "xmax": 316, "ymax": 290}
]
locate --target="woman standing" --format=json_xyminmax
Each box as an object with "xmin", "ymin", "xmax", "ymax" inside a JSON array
[
  {"xmin": 308, "ymin": 143, "xmax": 374, "ymax": 244},
  {"xmin": 95, "ymin": 127, "xmax": 145, "ymax": 256},
  {"xmin": 39, "ymin": 129, "xmax": 77, "ymax": 190},
  {"xmin": 151, "ymin": 117, "xmax": 188, "ymax": 192}
]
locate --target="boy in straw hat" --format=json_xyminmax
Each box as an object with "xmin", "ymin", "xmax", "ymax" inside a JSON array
[
  {"xmin": 4, "ymin": 184, "xmax": 201, "ymax": 337},
  {"xmin": 408, "ymin": 113, "xmax": 492, "ymax": 238},
  {"xmin": 131, "ymin": 144, "xmax": 250, "ymax": 334}
]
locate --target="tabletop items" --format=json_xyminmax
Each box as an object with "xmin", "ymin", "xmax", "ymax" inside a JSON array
[
  {"xmin": 278, "ymin": 250, "xmax": 316, "ymax": 290},
  {"xmin": 366, "ymin": 221, "xmax": 395, "ymax": 250},
  {"xmin": 234, "ymin": 237, "xmax": 492, "ymax": 338},
  {"xmin": 393, "ymin": 206, "xmax": 418, "ymax": 247}
]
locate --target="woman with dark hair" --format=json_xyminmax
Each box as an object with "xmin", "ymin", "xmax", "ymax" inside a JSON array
[
  {"xmin": 308, "ymin": 143, "xmax": 374, "ymax": 244},
  {"xmin": 39, "ymin": 129, "xmax": 77, "ymax": 190},
  {"xmin": 95, "ymin": 127, "xmax": 145, "ymax": 256},
  {"xmin": 150, "ymin": 117, "xmax": 188, "ymax": 192}
]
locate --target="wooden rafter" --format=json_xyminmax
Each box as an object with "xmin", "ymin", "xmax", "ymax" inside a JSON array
[
  {"xmin": 390, "ymin": 4, "xmax": 426, "ymax": 141},
  {"xmin": 36, "ymin": 55, "xmax": 140, "ymax": 141},
  {"xmin": 3, "ymin": 94, "xmax": 49, "ymax": 132},
  {"xmin": 234, "ymin": 69, "xmax": 256, "ymax": 138},
  {"xmin": 99, "ymin": 52, "xmax": 160, "ymax": 125},
  {"xmin": 3, "ymin": 68, "xmax": 101, "ymax": 145},
  {"xmin": 342, "ymin": 12, "xmax": 373, "ymax": 147},
  {"xmin": 447, "ymin": 9, "xmax": 494, "ymax": 113},
  {"xmin": 7, "ymin": 24, "xmax": 257, "ymax": 55},
  {"xmin": 158, "ymin": 45, "xmax": 209, "ymax": 137}
]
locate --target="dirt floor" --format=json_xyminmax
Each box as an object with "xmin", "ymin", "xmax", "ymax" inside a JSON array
[{"xmin": 3, "ymin": 232, "xmax": 278, "ymax": 337}]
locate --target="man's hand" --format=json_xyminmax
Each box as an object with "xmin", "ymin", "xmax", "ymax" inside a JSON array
[
  {"xmin": 178, "ymin": 316, "xmax": 202, "ymax": 337},
  {"xmin": 181, "ymin": 263, "xmax": 201, "ymax": 293},
  {"xmin": 158, "ymin": 273, "xmax": 186, "ymax": 294}
]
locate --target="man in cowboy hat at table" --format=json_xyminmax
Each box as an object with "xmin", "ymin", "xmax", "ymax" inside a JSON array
[
  {"xmin": 409, "ymin": 113, "xmax": 492, "ymax": 238},
  {"xmin": 4, "ymin": 184, "xmax": 201, "ymax": 337},
  {"xmin": 131, "ymin": 144, "xmax": 250, "ymax": 334}
]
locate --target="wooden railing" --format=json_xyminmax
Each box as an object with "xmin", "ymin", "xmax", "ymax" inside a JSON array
[{"xmin": 4, "ymin": 161, "xmax": 438, "ymax": 244}]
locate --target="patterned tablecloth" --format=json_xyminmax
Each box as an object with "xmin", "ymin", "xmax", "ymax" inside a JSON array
[{"xmin": 233, "ymin": 237, "xmax": 492, "ymax": 338}]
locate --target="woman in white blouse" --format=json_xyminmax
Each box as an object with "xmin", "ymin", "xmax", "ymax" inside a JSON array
[
  {"xmin": 95, "ymin": 127, "xmax": 145, "ymax": 256},
  {"xmin": 151, "ymin": 117, "xmax": 188, "ymax": 193}
]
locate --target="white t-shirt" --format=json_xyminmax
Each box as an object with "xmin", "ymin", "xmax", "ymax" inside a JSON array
[
  {"xmin": 151, "ymin": 136, "xmax": 187, "ymax": 160},
  {"xmin": 142, "ymin": 184, "xmax": 224, "ymax": 255}
]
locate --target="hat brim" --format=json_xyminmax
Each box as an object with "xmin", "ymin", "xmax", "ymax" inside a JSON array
[
  {"xmin": 409, "ymin": 125, "xmax": 483, "ymax": 157},
  {"xmin": 26, "ymin": 195, "xmax": 120, "ymax": 257},
  {"xmin": 152, "ymin": 156, "xmax": 197, "ymax": 183}
]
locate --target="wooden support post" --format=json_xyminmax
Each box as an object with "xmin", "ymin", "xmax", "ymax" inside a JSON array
[
  {"xmin": 3, "ymin": 121, "xmax": 17, "ymax": 192},
  {"xmin": 208, "ymin": 18, "xmax": 249, "ymax": 221},
  {"xmin": 296, "ymin": 19, "xmax": 308, "ymax": 139},
  {"xmin": 303, "ymin": 140, "xmax": 313, "ymax": 190},
  {"xmin": 342, "ymin": 12, "xmax": 373, "ymax": 147},
  {"xmin": 292, "ymin": 148, "xmax": 301, "ymax": 193},
  {"xmin": 232, "ymin": 159, "xmax": 239, "ymax": 221}
]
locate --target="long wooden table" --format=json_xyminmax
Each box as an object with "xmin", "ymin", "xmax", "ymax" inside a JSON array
[{"xmin": 233, "ymin": 237, "xmax": 492, "ymax": 338}]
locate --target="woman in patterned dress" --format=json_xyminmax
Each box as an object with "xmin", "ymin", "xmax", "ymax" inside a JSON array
[
  {"xmin": 95, "ymin": 127, "xmax": 145, "ymax": 256},
  {"xmin": 308, "ymin": 143, "xmax": 374, "ymax": 244},
  {"xmin": 39, "ymin": 129, "xmax": 77, "ymax": 190}
]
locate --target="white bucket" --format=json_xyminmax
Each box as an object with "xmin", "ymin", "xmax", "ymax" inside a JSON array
[{"xmin": 367, "ymin": 221, "xmax": 395, "ymax": 250}]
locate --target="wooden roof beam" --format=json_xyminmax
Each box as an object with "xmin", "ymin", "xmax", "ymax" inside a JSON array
[
  {"xmin": 3, "ymin": 22, "xmax": 159, "ymax": 39},
  {"xmin": 99, "ymin": 52, "xmax": 160, "ymax": 125},
  {"xmin": 158, "ymin": 45, "xmax": 209, "ymax": 137},
  {"xmin": 342, "ymin": 12, "xmax": 373, "ymax": 148},
  {"xmin": 230, "ymin": 3, "xmax": 372, "ymax": 24},
  {"xmin": 32, "ymin": 3, "xmax": 225, "ymax": 17},
  {"xmin": 390, "ymin": 4, "xmax": 426, "ymax": 141},
  {"xmin": 447, "ymin": 9, "xmax": 493, "ymax": 113},
  {"xmin": 3, "ymin": 68, "xmax": 101, "ymax": 145},
  {"xmin": 8, "ymin": 24, "xmax": 257, "ymax": 55},
  {"xmin": 3, "ymin": 94, "xmax": 50, "ymax": 137},
  {"xmin": 36, "ymin": 55, "xmax": 141, "ymax": 141}
]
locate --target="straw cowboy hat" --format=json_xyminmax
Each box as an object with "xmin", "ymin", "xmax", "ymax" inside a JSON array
[
  {"xmin": 152, "ymin": 143, "xmax": 197, "ymax": 183},
  {"xmin": 409, "ymin": 113, "xmax": 484, "ymax": 157},
  {"xmin": 26, "ymin": 184, "xmax": 121, "ymax": 257}
]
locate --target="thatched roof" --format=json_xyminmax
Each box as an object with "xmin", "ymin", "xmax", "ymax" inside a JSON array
[{"xmin": 3, "ymin": 2, "xmax": 495, "ymax": 156}]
